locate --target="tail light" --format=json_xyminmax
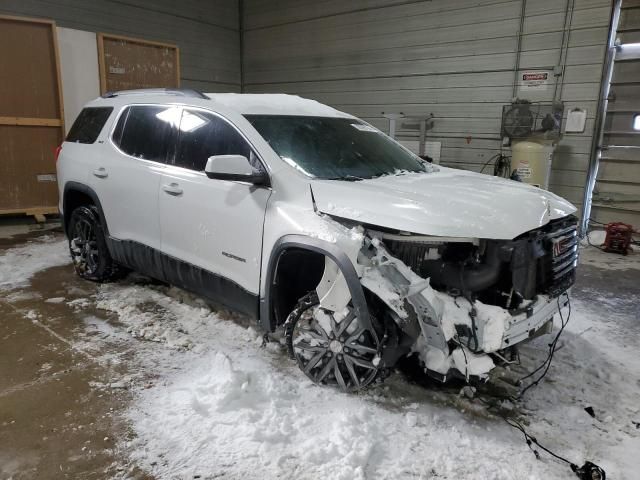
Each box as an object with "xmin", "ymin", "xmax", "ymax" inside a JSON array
[{"xmin": 54, "ymin": 144, "xmax": 62, "ymax": 162}]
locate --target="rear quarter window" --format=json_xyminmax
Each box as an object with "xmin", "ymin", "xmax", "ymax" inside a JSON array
[
  {"xmin": 112, "ymin": 105, "xmax": 178, "ymax": 163},
  {"xmin": 66, "ymin": 107, "xmax": 113, "ymax": 144}
]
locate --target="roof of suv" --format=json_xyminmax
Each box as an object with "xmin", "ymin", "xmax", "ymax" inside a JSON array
[
  {"xmin": 205, "ymin": 93, "xmax": 350, "ymax": 117},
  {"xmin": 90, "ymin": 89, "xmax": 351, "ymax": 118}
]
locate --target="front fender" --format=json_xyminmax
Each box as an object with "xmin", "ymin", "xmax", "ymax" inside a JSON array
[{"xmin": 261, "ymin": 234, "xmax": 376, "ymax": 341}]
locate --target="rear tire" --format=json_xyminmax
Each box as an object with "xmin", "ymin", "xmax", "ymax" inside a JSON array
[{"xmin": 67, "ymin": 205, "xmax": 121, "ymax": 282}]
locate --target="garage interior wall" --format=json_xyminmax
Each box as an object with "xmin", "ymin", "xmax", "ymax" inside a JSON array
[
  {"xmin": 0, "ymin": 0, "xmax": 241, "ymax": 93},
  {"xmin": 242, "ymin": 0, "xmax": 614, "ymax": 217},
  {"xmin": 593, "ymin": 0, "xmax": 640, "ymax": 226},
  {"xmin": 0, "ymin": 0, "xmax": 620, "ymax": 225}
]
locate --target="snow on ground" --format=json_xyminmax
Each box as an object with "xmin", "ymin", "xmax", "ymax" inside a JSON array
[
  {"xmin": 92, "ymin": 269, "xmax": 639, "ymax": 478},
  {"xmin": 1, "ymin": 236, "xmax": 639, "ymax": 479},
  {"xmin": 99, "ymin": 281, "xmax": 562, "ymax": 480},
  {"xmin": 0, "ymin": 236, "xmax": 69, "ymax": 290}
]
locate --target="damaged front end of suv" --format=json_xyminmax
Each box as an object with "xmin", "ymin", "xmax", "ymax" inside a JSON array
[{"xmin": 282, "ymin": 212, "xmax": 578, "ymax": 392}]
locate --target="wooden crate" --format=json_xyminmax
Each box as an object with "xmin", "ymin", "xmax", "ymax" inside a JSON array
[
  {"xmin": 0, "ymin": 15, "xmax": 64, "ymax": 221},
  {"xmin": 97, "ymin": 33, "xmax": 180, "ymax": 94}
]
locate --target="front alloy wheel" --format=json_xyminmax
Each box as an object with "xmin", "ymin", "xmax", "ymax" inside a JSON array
[{"xmin": 287, "ymin": 294, "xmax": 379, "ymax": 392}]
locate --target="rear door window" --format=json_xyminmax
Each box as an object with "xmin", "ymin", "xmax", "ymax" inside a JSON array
[
  {"xmin": 66, "ymin": 107, "xmax": 113, "ymax": 144},
  {"xmin": 174, "ymin": 109, "xmax": 259, "ymax": 171},
  {"xmin": 113, "ymin": 105, "xmax": 179, "ymax": 163}
]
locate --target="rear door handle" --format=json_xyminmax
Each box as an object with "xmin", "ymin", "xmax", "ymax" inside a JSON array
[
  {"xmin": 93, "ymin": 167, "xmax": 108, "ymax": 178},
  {"xmin": 162, "ymin": 183, "xmax": 183, "ymax": 196}
]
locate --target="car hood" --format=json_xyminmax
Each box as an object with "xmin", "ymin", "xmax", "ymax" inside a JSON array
[{"xmin": 310, "ymin": 167, "xmax": 577, "ymax": 240}]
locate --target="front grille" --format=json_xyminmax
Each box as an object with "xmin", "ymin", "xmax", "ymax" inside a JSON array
[
  {"xmin": 379, "ymin": 216, "xmax": 579, "ymax": 304},
  {"xmin": 540, "ymin": 217, "xmax": 579, "ymax": 296}
]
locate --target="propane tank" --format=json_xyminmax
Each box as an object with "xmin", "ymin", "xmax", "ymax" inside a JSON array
[{"xmin": 510, "ymin": 139, "xmax": 556, "ymax": 189}]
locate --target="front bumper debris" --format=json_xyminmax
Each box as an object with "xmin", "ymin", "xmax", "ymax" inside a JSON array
[{"xmin": 358, "ymin": 238, "xmax": 563, "ymax": 381}]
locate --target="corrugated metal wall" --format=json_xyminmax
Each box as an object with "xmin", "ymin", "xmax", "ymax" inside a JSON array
[
  {"xmin": 0, "ymin": 0, "xmax": 241, "ymax": 92},
  {"xmin": 243, "ymin": 0, "xmax": 613, "ymax": 214},
  {"xmin": 593, "ymin": 0, "xmax": 640, "ymax": 226}
]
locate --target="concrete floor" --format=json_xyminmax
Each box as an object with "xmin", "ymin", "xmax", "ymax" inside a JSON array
[
  {"xmin": 0, "ymin": 224, "xmax": 141, "ymax": 478},
  {"xmin": 0, "ymin": 222, "xmax": 638, "ymax": 479}
]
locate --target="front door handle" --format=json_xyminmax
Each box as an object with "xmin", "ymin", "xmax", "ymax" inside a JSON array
[
  {"xmin": 93, "ymin": 167, "xmax": 108, "ymax": 178},
  {"xmin": 162, "ymin": 183, "xmax": 183, "ymax": 196}
]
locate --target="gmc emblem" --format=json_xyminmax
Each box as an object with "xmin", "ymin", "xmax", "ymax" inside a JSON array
[{"xmin": 552, "ymin": 237, "xmax": 572, "ymax": 257}]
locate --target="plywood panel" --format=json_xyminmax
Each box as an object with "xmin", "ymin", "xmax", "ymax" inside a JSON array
[
  {"xmin": 0, "ymin": 17, "xmax": 61, "ymax": 119},
  {"xmin": 98, "ymin": 33, "xmax": 180, "ymax": 94},
  {"xmin": 0, "ymin": 125, "xmax": 61, "ymax": 210},
  {"xmin": 0, "ymin": 15, "xmax": 63, "ymax": 214}
]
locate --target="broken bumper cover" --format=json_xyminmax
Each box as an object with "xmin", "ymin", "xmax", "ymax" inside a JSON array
[
  {"xmin": 309, "ymin": 218, "xmax": 569, "ymax": 383},
  {"xmin": 501, "ymin": 293, "xmax": 568, "ymax": 349},
  {"xmin": 357, "ymin": 238, "xmax": 567, "ymax": 381}
]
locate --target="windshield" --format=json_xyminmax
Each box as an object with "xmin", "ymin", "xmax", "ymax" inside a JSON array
[{"xmin": 244, "ymin": 115, "xmax": 427, "ymax": 180}]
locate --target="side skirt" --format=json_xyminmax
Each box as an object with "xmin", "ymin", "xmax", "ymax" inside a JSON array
[{"xmin": 106, "ymin": 238, "xmax": 260, "ymax": 320}]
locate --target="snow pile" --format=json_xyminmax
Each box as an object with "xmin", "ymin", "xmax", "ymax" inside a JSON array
[
  {"xmin": 2, "ymin": 234, "xmax": 634, "ymax": 478},
  {"xmin": 514, "ymin": 295, "xmax": 640, "ymax": 478},
  {"xmin": 84, "ymin": 274, "xmax": 553, "ymax": 478},
  {"xmin": 0, "ymin": 235, "xmax": 634, "ymax": 479},
  {"xmin": 94, "ymin": 282, "xmax": 219, "ymax": 350},
  {"xmin": 123, "ymin": 326, "xmax": 555, "ymax": 480},
  {"xmin": 0, "ymin": 236, "xmax": 70, "ymax": 290},
  {"xmin": 114, "ymin": 284, "xmax": 639, "ymax": 480}
]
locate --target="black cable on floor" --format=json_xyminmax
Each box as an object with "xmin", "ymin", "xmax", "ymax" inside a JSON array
[
  {"xmin": 515, "ymin": 293, "xmax": 571, "ymax": 398},
  {"xmin": 504, "ymin": 417, "xmax": 607, "ymax": 479}
]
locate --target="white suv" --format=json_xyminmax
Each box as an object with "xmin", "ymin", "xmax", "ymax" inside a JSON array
[{"xmin": 57, "ymin": 89, "xmax": 578, "ymax": 391}]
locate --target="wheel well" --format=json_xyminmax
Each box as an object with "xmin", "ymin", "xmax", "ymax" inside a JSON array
[
  {"xmin": 271, "ymin": 247, "xmax": 325, "ymax": 329},
  {"xmin": 63, "ymin": 189, "xmax": 95, "ymax": 233}
]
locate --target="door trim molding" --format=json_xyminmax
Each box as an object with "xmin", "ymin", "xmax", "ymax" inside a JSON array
[{"xmin": 107, "ymin": 237, "xmax": 260, "ymax": 320}]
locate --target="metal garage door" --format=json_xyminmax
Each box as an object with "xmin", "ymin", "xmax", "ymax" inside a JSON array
[{"xmin": 592, "ymin": 0, "xmax": 640, "ymax": 227}]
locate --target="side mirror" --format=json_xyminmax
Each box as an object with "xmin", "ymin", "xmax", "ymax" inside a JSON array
[{"xmin": 204, "ymin": 155, "xmax": 269, "ymax": 186}]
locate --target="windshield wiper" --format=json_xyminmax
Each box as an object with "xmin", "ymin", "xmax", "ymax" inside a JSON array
[{"xmin": 324, "ymin": 175, "xmax": 366, "ymax": 181}]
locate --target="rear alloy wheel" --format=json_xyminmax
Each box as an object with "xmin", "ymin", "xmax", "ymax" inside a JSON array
[
  {"xmin": 286, "ymin": 293, "xmax": 380, "ymax": 392},
  {"xmin": 68, "ymin": 206, "xmax": 119, "ymax": 282}
]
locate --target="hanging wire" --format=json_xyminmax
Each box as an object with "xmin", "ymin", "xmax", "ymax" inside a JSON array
[{"xmin": 515, "ymin": 293, "xmax": 571, "ymax": 398}]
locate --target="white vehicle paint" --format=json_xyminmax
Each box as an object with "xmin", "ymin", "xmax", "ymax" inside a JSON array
[
  {"xmin": 311, "ymin": 169, "xmax": 575, "ymax": 240},
  {"xmin": 57, "ymin": 89, "xmax": 579, "ymax": 390}
]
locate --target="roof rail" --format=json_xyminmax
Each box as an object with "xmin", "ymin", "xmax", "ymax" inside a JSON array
[{"xmin": 101, "ymin": 88, "xmax": 209, "ymax": 99}]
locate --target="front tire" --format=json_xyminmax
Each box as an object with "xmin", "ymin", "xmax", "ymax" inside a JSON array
[
  {"xmin": 284, "ymin": 292, "xmax": 380, "ymax": 392},
  {"xmin": 68, "ymin": 205, "xmax": 120, "ymax": 282}
]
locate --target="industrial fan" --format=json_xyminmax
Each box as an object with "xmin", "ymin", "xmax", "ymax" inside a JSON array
[{"xmin": 501, "ymin": 100, "xmax": 564, "ymax": 189}]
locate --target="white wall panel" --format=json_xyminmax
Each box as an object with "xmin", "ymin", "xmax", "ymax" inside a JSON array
[{"xmin": 56, "ymin": 27, "xmax": 100, "ymax": 133}]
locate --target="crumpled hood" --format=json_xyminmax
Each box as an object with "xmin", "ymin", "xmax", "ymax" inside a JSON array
[{"xmin": 311, "ymin": 167, "xmax": 576, "ymax": 240}]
